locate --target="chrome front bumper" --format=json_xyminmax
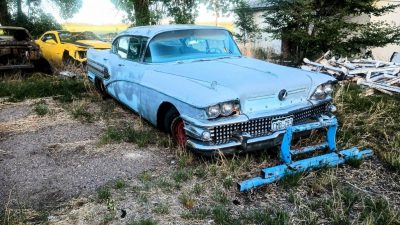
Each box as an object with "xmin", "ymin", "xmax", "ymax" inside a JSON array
[
  {"xmin": 183, "ymin": 100, "xmax": 336, "ymax": 155},
  {"xmin": 186, "ymin": 116, "xmax": 336, "ymax": 155}
]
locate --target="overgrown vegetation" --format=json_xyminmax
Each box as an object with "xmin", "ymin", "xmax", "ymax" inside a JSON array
[
  {"xmin": 262, "ymin": 0, "xmax": 400, "ymax": 63},
  {"xmin": 1, "ymin": 76, "xmax": 399, "ymax": 224},
  {"xmin": 33, "ymin": 100, "xmax": 50, "ymax": 116},
  {"xmin": 0, "ymin": 75, "xmax": 86, "ymax": 102},
  {"xmin": 335, "ymin": 83, "xmax": 400, "ymax": 172},
  {"xmin": 99, "ymin": 125, "xmax": 164, "ymax": 147}
]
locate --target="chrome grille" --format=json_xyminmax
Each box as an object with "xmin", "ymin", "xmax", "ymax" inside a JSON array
[{"xmin": 211, "ymin": 104, "xmax": 329, "ymax": 144}]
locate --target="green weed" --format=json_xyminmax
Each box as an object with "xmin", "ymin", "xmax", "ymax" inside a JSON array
[
  {"xmin": 0, "ymin": 75, "xmax": 86, "ymax": 102},
  {"xmin": 34, "ymin": 102, "xmax": 50, "ymax": 116}
]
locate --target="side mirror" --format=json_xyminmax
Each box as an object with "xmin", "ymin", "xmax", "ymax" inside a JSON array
[{"xmin": 45, "ymin": 39, "xmax": 57, "ymax": 45}]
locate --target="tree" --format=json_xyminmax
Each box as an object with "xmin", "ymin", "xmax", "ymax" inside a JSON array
[
  {"xmin": 112, "ymin": 0, "xmax": 164, "ymax": 26},
  {"xmin": 163, "ymin": 0, "xmax": 199, "ymax": 24},
  {"xmin": 262, "ymin": 0, "xmax": 400, "ymax": 63},
  {"xmin": 0, "ymin": 0, "xmax": 82, "ymax": 25},
  {"xmin": 233, "ymin": 0, "xmax": 259, "ymax": 45},
  {"xmin": 0, "ymin": 0, "xmax": 12, "ymax": 25},
  {"xmin": 201, "ymin": 0, "xmax": 237, "ymax": 26},
  {"xmin": 0, "ymin": 0, "xmax": 81, "ymax": 37}
]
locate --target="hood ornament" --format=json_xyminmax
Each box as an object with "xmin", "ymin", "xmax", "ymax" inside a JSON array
[{"xmin": 278, "ymin": 89, "xmax": 288, "ymax": 101}]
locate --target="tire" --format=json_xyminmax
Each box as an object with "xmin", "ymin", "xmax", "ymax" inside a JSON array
[
  {"xmin": 95, "ymin": 78, "xmax": 109, "ymax": 98},
  {"xmin": 164, "ymin": 108, "xmax": 186, "ymax": 147}
]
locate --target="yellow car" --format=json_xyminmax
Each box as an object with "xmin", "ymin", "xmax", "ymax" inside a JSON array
[{"xmin": 36, "ymin": 31, "xmax": 111, "ymax": 66}]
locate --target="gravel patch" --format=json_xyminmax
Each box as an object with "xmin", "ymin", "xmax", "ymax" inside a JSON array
[{"xmin": 0, "ymin": 100, "xmax": 161, "ymax": 210}]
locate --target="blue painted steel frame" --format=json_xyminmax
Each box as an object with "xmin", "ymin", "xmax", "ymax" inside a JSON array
[{"xmin": 238, "ymin": 119, "xmax": 373, "ymax": 192}]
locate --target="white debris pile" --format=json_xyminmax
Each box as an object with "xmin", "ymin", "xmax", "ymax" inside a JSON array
[{"xmin": 301, "ymin": 51, "xmax": 400, "ymax": 95}]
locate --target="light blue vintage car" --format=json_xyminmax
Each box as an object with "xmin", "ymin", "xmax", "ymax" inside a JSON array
[{"xmin": 87, "ymin": 25, "xmax": 337, "ymax": 155}]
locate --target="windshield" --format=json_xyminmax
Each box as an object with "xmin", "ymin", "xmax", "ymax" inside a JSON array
[
  {"xmin": 59, "ymin": 31, "xmax": 102, "ymax": 42},
  {"xmin": 144, "ymin": 29, "xmax": 241, "ymax": 63}
]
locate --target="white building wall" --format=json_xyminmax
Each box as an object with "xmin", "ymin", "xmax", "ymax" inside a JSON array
[
  {"xmin": 251, "ymin": 11, "xmax": 281, "ymax": 54},
  {"xmin": 371, "ymin": 1, "xmax": 400, "ymax": 61}
]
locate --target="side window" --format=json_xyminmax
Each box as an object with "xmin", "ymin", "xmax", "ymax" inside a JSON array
[
  {"xmin": 41, "ymin": 34, "xmax": 57, "ymax": 43},
  {"xmin": 114, "ymin": 36, "xmax": 148, "ymax": 62},
  {"xmin": 127, "ymin": 37, "xmax": 141, "ymax": 61},
  {"xmin": 117, "ymin": 37, "xmax": 129, "ymax": 58}
]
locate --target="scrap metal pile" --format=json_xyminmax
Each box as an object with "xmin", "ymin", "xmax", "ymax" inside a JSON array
[{"xmin": 301, "ymin": 51, "xmax": 400, "ymax": 95}]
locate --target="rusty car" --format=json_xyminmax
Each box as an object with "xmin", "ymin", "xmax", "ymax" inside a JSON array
[
  {"xmin": 86, "ymin": 25, "xmax": 341, "ymax": 155},
  {"xmin": 0, "ymin": 26, "xmax": 40, "ymax": 71}
]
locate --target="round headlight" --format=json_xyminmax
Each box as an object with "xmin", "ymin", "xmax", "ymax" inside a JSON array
[
  {"xmin": 207, "ymin": 105, "xmax": 220, "ymax": 118},
  {"xmin": 314, "ymin": 86, "xmax": 326, "ymax": 99},
  {"xmin": 221, "ymin": 102, "xmax": 234, "ymax": 116},
  {"xmin": 202, "ymin": 131, "xmax": 211, "ymax": 140},
  {"xmin": 324, "ymin": 84, "xmax": 333, "ymax": 95}
]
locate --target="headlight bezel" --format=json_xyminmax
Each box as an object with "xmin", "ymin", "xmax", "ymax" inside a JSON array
[
  {"xmin": 311, "ymin": 82, "xmax": 336, "ymax": 100},
  {"xmin": 206, "ymin": 101, "xmax": 240, "ymax": 119}
]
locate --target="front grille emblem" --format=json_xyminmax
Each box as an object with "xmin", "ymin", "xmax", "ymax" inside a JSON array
[{"xmin": 278, "ymin": 89, "xmax": 288, "ymax": 101}]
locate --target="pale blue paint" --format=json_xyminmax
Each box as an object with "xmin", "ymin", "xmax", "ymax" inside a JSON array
[{"xmin": 87, "ymin": 25, "xmax": 337, "ymax": 152}]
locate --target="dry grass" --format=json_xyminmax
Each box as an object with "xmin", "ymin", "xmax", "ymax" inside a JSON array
[{"xmin": 1, "ymin": 77, "xmax": 400, "ymax": 225}]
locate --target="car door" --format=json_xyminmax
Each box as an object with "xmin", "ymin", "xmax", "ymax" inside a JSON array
[
  {"xmin": 106, "ymin": 35, "xmax": 147, "ymax": 113},
  {"xmin": 38, "ymin": 33, "xmax": 64, "ymax": 65},
  {"xmin": 38, "ymin": 33, "xmax": 58, "ymax": 64}
]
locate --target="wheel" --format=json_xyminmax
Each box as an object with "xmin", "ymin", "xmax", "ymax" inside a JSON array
[
  {"xmin": 164, "ymin": 108, "xmax": 186, "ymax": 147},
  {"xmin": 95, "ymin": 78, "xmax": 109, "ymax": 98}
]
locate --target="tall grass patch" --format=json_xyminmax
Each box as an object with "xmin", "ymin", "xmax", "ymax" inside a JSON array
[
  {"xmin": 335, "ymin": 84, "xmax": 400, "ymax": 172},
  {"xmin": 0, "ymin": 75, "xmax": 86, "ymax": 102}
]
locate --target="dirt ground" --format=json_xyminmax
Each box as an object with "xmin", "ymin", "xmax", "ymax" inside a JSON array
[
  {"xmin": 0, "ymin": 98, "xmax": 166, "ymax": 211},
  {"xmin": 0, "ymin": 92, "xmax": 399, "ymax": 225}
]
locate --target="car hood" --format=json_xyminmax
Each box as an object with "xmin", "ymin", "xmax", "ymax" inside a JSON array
[
  {"xmin": 62, "ymin": 40, "xmax": 111, "ymax": 49},
  {"xmin": 153, "ymin": 57, "xmax": 334, "ymax": 114},
  {"xmin": 76, "ymin": 40, "xmax": 111, "ymax": 49}
]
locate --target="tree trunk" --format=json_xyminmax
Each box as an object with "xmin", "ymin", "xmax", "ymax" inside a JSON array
[
  {"xmin": 214, "ymin": 0, "xmax": 219, "ymax": 26},
  {"xmin": 133, "ymin": 0, "xmax": 150, "ymax": 26},
  {"xmin": 0, "ymin": 0, "xmax": 11, "ymax": 25},
  {"xmin": 17, "ymin": 0, "xmax": 23, "ymax": 19}
]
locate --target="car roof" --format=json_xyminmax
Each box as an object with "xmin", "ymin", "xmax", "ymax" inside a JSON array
[
  {"xmin": 0, "ymin": 26, "xmax": 28, "ymax": 30},
  {"xmin": 117, "ymin": 25, "xmax": 228, "ymax": 39}
]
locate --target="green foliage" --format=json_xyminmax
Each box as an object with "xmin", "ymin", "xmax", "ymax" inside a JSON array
[
  {"xmin": 335, "ymin": 84, "xmax": 400, "ymax": 172},
  {"xmin": 97, "ymin": 186, "xmax": 112, "ymax": 202},
  {"xmin": 34, "ymin": 101, "xmax": 50, "ymax": 116},
  {"xmin": 112, "ymin": 0, "xmax": 163, "ymax": 26},
  {"xmin": 262, "ymin": 0, "xmax": 400, "ymax": 63},
  {"xmin": 99, "ymin": 126, "xmax": 157, "ymax": 147},
  {"xmin": 212, "ymin": 189, "xmax": 229, "ymax": 205},
  {"xmin": 239, "ymin": 208, "xmax": 289, "ymax": 225},
  {"xmin": 1, "ymin": 0, "xmax": 81, "ymax": 37},
  {"xmin": 212, "ymin": 206, "xmax": 233, "ymax": 225},
  {"xmin": 278, "ymin": 172, "xmax": 304, "ymax": 189},
  {"xmin": 233, "ymin": 0, "xmax": 260, "ymax": 45},
  {"xmin": 180, "ymin": 207, "xmax": 210, "ymax": 220},
  {"xmin": 200, "ymin": 0, "xmax": 237, "ymax": 25},
  {"xmin": 163, "ymin": 0, "xmax": 198, "ymax": 24},
  {"xmin": 153, "ymin": 204, "xmax": 170, "ymax": 214},
  {"xmin": 129, "ymin": 218, "xmax": 158, "ymax": 225},
  {"xmin": 172, "ymin": 168, "xmax": 192, "ymax": 183},
  {"xmin": 114, "ymin": 179, "xmax": 126, "ymax": 189},
  {"xmin": 0, "ymin": 76, "xmax": 86, "ymax": 102},
  {"xmin": 361, "ymin": 197, "xmax": 399, "ymax": 225}
]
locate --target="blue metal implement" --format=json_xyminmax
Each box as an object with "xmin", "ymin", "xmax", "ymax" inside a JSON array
[{"xmin": 238, "ymin": 119, "xmax": 373, "ymax": 192}]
